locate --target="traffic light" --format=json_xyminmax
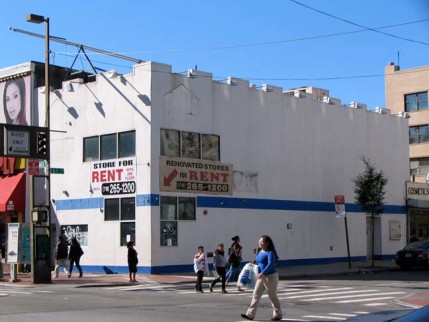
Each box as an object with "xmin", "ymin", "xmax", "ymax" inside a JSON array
[{"xmin": 37, "ymin": 132, "xmax": 47, "ymax": 155}]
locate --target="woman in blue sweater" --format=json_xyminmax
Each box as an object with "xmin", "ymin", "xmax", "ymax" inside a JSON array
[{"xmin": 241, "ymin": 235, "xmax": 282, "ymax": 321}]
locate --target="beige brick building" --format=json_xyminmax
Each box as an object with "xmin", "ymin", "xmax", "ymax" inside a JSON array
[{"xmin": 385, "ymin": 62, "xmax": 429, "ymax": 241}]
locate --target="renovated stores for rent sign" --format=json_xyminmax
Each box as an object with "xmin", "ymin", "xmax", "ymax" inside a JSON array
[
  {"xmin": 160, "ymin": 156, "xmax": 233, "ymax": 195},
  {"xmin": 90, "ymin": 157, "xmax": 136, "ymax": 196}
]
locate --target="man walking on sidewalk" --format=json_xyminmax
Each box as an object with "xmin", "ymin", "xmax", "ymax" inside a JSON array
[{"xmin": 53, "ymin": 236, "xmax": 69, "ymax": 278}]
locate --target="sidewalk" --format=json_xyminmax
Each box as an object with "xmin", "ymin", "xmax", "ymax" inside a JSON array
[{"xmin": 1, "ymin": 260, "xmax": 428, "ymax": 308}]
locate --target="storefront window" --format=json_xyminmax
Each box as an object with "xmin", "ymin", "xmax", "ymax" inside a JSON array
[
  {"xmin": 120, "ymin": 222, "xmax": 135, "ymax": 246},
  {"xmin": 160, "ymin": 221, "xmax": 177, "ymax": 247},
  {"xmin": 160, "ymin": 196, "xmax": 196, "ymax": 246}
]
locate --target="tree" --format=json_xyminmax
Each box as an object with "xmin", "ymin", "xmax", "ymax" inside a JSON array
[{"xmin": 352, "ymin": 156, "xmax": 388, "ymax": 267}]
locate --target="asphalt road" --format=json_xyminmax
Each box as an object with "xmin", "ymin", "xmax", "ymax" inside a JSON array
[{"xmin": 0, "ymin": 270, "xmax": 428, "ymax": 322}]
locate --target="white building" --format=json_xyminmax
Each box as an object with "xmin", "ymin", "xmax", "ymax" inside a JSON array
[{"xmin": 1, "ymin": 61, "xmax": 409, "ymax": 274}]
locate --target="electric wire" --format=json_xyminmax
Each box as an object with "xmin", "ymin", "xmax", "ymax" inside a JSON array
[
  {"xmin": 289, "ymin": 0, "xmax": 429, "ymax": 46},
  {"xmin": 54, "ymin": 19, "xmax": 429, "ymax": 56}
]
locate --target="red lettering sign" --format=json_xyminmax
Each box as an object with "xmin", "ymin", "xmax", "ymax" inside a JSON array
[
  {"xmin": 188, "ymin": 170, "xmax": 229, "ymax": 182},
  {"xmin": 92, "ymin": 169, "xmax": 124, "ymax": 183}
]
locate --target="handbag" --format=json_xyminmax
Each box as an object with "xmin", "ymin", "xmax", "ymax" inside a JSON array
[{"xmin": 237, "ymin": 263, "xmax": 258, "ymax": 289}]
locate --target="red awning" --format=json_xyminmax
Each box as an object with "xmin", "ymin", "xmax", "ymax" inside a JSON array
[{"xmin": 0, "ymin": 172, "xmax": 25, "ymax": 212}]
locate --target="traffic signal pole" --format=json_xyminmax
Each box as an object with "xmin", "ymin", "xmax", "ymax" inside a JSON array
[{"xmin": 27, "ymin": 13, "xmax": 52, "ymax": 284}]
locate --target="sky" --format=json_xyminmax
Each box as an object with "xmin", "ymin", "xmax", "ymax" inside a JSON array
[{"xmin": 1, "ymin": 0, "xmax": 428, "ymax": 110}]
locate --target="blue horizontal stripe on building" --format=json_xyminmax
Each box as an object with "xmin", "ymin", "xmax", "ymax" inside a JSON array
[{"xmin": 54, "ymin": 194, "xmax": 406, "ymax": 214}]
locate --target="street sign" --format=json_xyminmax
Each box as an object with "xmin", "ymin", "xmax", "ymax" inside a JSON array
[
  {"xmin": 334, "ymin": 195, "xmax": 346, "ymax": 217},
  {"xmin": 50, "ymin": 168, "xmax": 64, "ymax": 174},
  {"xmin": 28, "ymin": 158, "xmax": 40, "ymax": 176},
  {"xmin": 0, "ymin": 124, "xmax": 49, "ymax": 159},
  {"xmin": 6, "ymin": 130, "xmax": 30, "ymax": 156}
]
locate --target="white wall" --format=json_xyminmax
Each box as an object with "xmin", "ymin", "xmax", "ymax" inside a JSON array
[
  {"xmin": 50, "ymin": 64, "xmax": 153, "ymax": 269},
  {"xmin": 48, "ymin": 61, "xmax": 409, "ymax": 271},
  {"xmin": 151, "ymin": 64, "xmax": 409, "ymax": 267}
]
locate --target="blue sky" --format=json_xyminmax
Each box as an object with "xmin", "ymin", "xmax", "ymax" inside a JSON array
[{"xmin": 1, "ymin": 0, "xmax": 428, "ymax": 109}]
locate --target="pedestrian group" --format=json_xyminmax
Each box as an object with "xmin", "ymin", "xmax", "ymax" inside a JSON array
[
  {"xmin": 53, "ymin": 235, "xmax": 84, "ymax": 278},
  {"xmin": 54, "ymin": 233, "xmax": 282, "ymax": 320},
  {"xmin": 194, "ymin": 234, "xmax": 283, "ymax": 321}
]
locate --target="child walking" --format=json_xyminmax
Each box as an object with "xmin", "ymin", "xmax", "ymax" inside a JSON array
[
  {"xmin": 127, "ymin": 241, "xmax": 138, "ymax": 283},
  {"xmin": 209, "ymin": 243, "xmax": 228, "ymax": 293},
  {"xmin": 193, "ymin": 246, "xmax": 207, "ymax": 293}
]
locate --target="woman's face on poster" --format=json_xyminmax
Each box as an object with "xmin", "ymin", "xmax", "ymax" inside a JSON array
[{"xmin": 5, "ymin": 82, "xmax": 22, "ymax": 123}]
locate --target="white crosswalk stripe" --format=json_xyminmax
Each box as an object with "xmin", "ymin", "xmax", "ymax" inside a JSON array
[
  {"xmin": 281, "ymin": 289, "xmax": 377, "ymax": 299},
  {"xmin": 303, "ymin": 291, "xmax": 407, "ymax": 301},
  {"xmin": 0, "ymin": 288, "xmax": 53, "ymax": 296},
  {"xmin": 303, "ymin": 315, "xmax": 347, "ymax": 320},
  {"xmin": 336, "ymin": 296, "xmax": 399, "ymax": 303}
]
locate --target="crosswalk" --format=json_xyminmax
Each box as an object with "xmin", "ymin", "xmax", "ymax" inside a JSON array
[
  {"xmin": 277, "ymin": 285, "xmax": 407, "ymax": 305},
  {"xmin": 106, "ymin": 282, "xmax": 408, "ymax": 321},
  {"xmin": 106, "ymin": 282, "xmax": 407, "ymax": 306}
]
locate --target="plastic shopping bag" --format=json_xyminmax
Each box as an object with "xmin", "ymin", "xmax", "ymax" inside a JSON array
[
  {"xmin": 237, "ymin": 263, "xmax": 258, "ymax": 289},
  {"xmin": 212, "ymin": 268, "xmax": 220, "ymax": 279}
]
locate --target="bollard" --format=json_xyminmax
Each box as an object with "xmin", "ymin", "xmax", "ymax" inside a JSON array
[{"xmin": 9, "ymin": 263, "xmax": 18, "ymax": 283}]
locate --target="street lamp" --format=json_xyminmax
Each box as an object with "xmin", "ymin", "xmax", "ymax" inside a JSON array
[
  {"xmin": 26, "ymin": 13, "xmax": 51, "ymax": 284},
  {"xmin": 26, "ymin": 14, "xmax": 49, "ymax": 130}
]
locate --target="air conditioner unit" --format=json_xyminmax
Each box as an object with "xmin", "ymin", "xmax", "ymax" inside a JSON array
[
  {"xmin": 262, "ymin": 84, "xmax": 273, "ymax": 92},
  {"xmin": 374, "ymin": 107, "xmax": 391, "ymax": 114},
  {"xmin": 395, "ymin": 111, "xmax": 410, "ymax": 118},
  {"xmin": 349, "ymin": 102, "xmax": 367, "ymax": 110},
  {"xmin": 187, "ymin": 70, "xmax": 196, "ymax": 78},
  {"xmin": 293, "ymin": 90, "xmax": 302, "ymax": 98},
  {"xmin": 322, "ymin": 96, "xmax": 331, "ymax": 104}
]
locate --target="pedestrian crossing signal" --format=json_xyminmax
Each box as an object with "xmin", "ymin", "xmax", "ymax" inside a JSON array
[{"xmin": 37, "ymin": 132, "xmax": 47, "ymax": 155}]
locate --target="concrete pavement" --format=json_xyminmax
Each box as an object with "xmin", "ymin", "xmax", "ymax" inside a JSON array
[{"xmin": 1, "ymin": 259, "xmax": 428, "ymax": 309}]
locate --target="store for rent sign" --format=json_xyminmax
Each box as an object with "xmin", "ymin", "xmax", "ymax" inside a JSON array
[
  {"xmin": 90, "ymin": 157, "xmax": 136, "ymax": 195},
  {"xmin": 159, "ymin": 156, "xmax": 233, "ymax": 195}
]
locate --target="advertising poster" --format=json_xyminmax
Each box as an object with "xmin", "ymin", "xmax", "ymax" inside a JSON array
[
  {"xmin": 7, "ymin": 223, "xmax": 20, "ymax": 264},
  {"xmin": 0, "ymin": 75, "xmax": 31, "ymax": 126}
]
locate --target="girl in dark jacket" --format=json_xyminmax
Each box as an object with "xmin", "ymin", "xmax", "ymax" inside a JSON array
[{"xmin": 68, "ymin": 237, "xmax": 84, "ymax": 278}]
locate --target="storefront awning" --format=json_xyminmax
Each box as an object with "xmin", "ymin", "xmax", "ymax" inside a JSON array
[{"xmin": 0, "ymin": 172, "xmax": 25, "ymax": 212}]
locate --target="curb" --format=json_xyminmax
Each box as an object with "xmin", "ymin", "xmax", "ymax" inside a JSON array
[
  {"xmin": 394, "ymin": 298, "xmax": 422, "ymax": 309},
  {"xmin": 75, "ymin": 282, "xmax": 134, "ymax": 288}
]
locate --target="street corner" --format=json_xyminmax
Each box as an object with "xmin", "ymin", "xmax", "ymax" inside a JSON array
[{"xmin": 395, "ymin": 292, "xmax": 429, "ymax": 309}]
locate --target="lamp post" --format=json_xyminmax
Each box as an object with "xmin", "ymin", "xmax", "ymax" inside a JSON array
[{"xmin": 26, "ymin": 14, "xmax": 51, "ymax": 284}]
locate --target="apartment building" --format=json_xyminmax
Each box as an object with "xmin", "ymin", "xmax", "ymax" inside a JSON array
[{"xmin": 385, "ymin": 62, "xmax": 429, "ymax": 241}]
